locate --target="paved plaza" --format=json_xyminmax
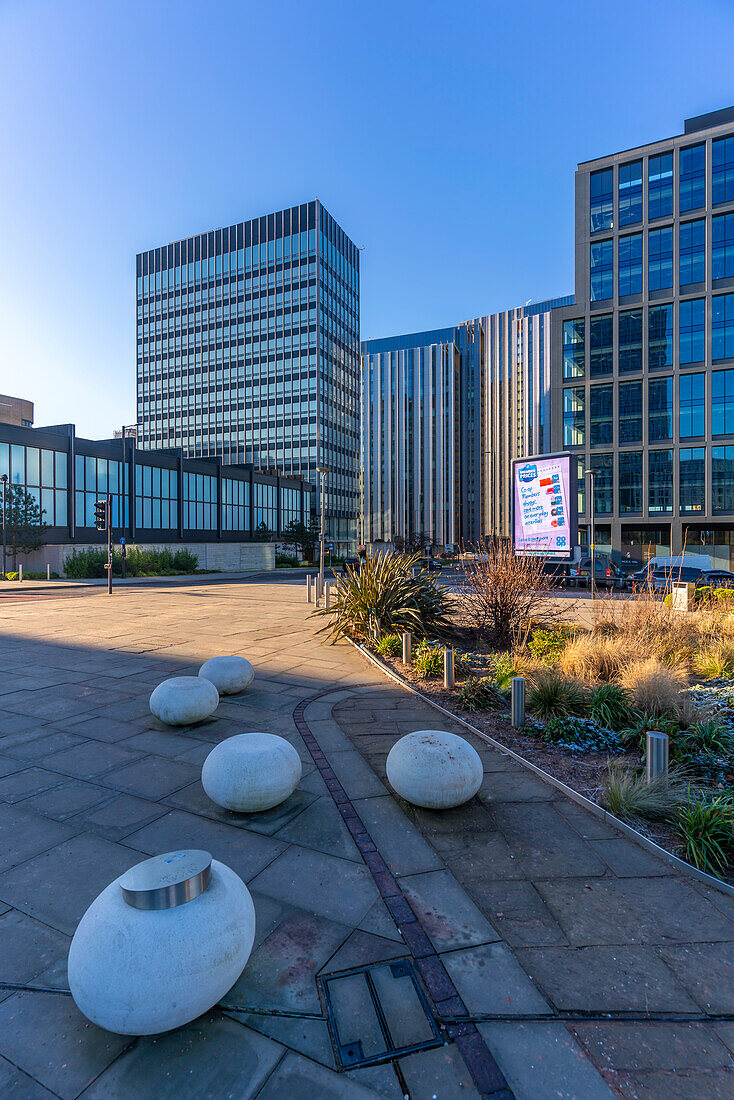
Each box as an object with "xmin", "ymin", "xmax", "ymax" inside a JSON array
[{"xmin": 0, "ymin": 579, "xmax": 732, "ymax": 1098}]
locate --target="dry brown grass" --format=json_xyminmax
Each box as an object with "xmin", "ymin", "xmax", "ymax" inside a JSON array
[
  {"xmin": 559, "ymin": 634, "xmax": 631, "ymax": 684},
  {"xmin": 591, "ymin": 590, "xmax": 717, "ymax": 670},
  {"xmin": 618, "ymin": 657, "xmax": 688, "ymax": 716},
  {"xmin": 691, "ymin": 640, "xmax": 734, "ymax": 680}
]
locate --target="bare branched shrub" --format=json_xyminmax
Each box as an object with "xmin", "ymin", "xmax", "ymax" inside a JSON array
[{"xmin": 455, "ymin": 541, "xmax": 570, "ymax": 649}]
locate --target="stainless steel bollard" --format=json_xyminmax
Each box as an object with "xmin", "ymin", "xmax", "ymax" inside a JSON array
[
  {"xmin": 324, "ymin": 582, "xmax": 330, "ymax": 610},
  {"xmin": 306, "ymin": 575, "xmax": 312, "ymax": 603},
  {"xmin": 444, "ymin": 648, "xmax": 455, "ymax": 689},
  {"xmin": 18, "ymin": 564, "xmax": 22, "ymax": 583},
  {"xmin": 646, "ymin": 731, "xmax": 669, "ymax": 783},
  {"xmin": 511, "ymin": 677, "xmax": 525, "ymax": 727},
  {"xmin": 46, "ymin": 563, "xmax": 51, "ymax": 580},
  {"xmin": 402, "ymin": 632, "xmax": 412, "ymax": 665}
]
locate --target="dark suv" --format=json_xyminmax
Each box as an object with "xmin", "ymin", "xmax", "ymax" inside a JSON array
[{"xmin": 568, "ymin": 556, "xmax": 623, "ymax": 590}]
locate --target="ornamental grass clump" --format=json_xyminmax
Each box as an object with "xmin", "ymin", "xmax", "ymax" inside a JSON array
[
  {"xmin": 315, "ymin": 551, "xmax": 451, "ymax": 643},
  {"xmin": 588, "ymin": 683, "xmax": 636, "ymax": 731},
  {"xmin": 601, "ymin": 762, "xmax": 688, "ymax": 822},
  {"xmin": 456, "ymin": 677, "xmax": 502, "ymax": 712},
  {"xmin": 618, "ymin": 658, "xmax": 688, "ymax": 717},
  {"xmin": 692, "ymin": 643, "xmax": 734, "ymax": 681},
  {"xmin": 375, "ymin": 633, "xmax": 402, "ymax": 658},
  {"xmin": 526, "ymin": 670, "xmax": 588, "ymax": 720},
  {"xmin": 412, "ymin": 640, "xmax": 444, "ymax": 679},
  {"xmin": 677, "ymin": 795, "xmax": 734, "ymax": 876},
  {"xmin": 559, "ymin": 635, "xmax": 629, "ymax": 684}
]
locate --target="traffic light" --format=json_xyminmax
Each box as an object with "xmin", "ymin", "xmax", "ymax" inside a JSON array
[{"xmin": 94, "ymin": 499, "xmax": 108, "ymax": 531}]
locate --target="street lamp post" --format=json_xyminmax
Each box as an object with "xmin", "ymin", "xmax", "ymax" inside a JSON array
[
  {"xmin": 1, "ymin": 474, "xmax": 7, "ymax": 580},
  {"xmin": 586, "ymin": 469, "xmax": 596, "ymax": 600},
  {"xmin": 316, "ymin": 466, "xmax": 330, "ymax": 596}
]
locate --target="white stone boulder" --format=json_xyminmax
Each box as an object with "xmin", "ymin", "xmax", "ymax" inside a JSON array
[
  {"xmin": 68, "ymin": 856, "xmax": 255, "ymax": 1035},
  {"xmin": 386, "ymin": 729, "xmax": 483, "ymax": 810},
  {"xmin": 198, "ymin": 655, "xmax": 254, "ymax": 695},
  {"xmin": 202, "ymin": 732, "xmax": 302, "ymax": 812},
  {"xmin": 149, "ymin": 676, "xmax": 219, "ymax": 726}
]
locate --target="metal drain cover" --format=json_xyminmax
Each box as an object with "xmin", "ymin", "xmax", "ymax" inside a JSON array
[{"xmin": 319, "ymin": 958, "xmax": 442, "ymax": 1069}]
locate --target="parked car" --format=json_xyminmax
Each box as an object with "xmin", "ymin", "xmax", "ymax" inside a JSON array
[
  {"xmin": 648, "ymin": 566, "xmax": 703, "ymax": 593},
  {"xmin": 416, "ymin": 558, "xmax": 443, "ymax": 574},
  {"xmin": 340, "ymin": 556, "xmax": 364, "ymax": 575},
  {"xmin": 697, "ymin": 569, "xmax": 734, "ymax": 590},
  {"xmin": 568, "ymin": 556, "xmax": 623, "ymax": 590}
]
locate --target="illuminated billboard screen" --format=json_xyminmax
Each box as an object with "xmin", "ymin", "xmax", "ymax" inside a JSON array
[{"xmin": 512, "ymin": 452, "xmax": 577, "ymax": 559}]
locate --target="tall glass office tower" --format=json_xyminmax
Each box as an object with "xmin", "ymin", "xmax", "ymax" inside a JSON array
[{"xmin": 136, "ymin": 200, "xmax": 360, "ymax": 544}]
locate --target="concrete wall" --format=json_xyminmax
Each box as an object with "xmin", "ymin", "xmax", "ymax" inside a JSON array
[{"xmin": 20, "ymin": 541, "xmax": 275, "ymax": 577}]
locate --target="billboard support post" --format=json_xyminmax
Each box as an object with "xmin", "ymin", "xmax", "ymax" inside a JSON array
[{"xmin": 587, "ymin": 469, "xmax": 595, "ymax": 599}]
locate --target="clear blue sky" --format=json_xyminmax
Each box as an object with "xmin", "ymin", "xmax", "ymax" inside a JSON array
[{"xmin": 1, "ymin": 0, "xmax": 732, "ymax": 437}]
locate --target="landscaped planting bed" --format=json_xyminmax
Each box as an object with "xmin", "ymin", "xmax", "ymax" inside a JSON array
[{"xmin": 316, "ymin": 549, "xmax": 734, "ymax": 884}]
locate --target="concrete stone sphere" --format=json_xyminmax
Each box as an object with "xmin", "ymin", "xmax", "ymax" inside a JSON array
[
  {"xmin": 386, "ymin": 729, "xmax": 483, "ymax": 810},
  {"xmin": 202, "ymin": 732, "xmax": 302, "ymax": 812},
  {"xmin": 68, "ymin": 859, "xmax": 255, "ymax": 1035},
  {"xmin": 149, "ymin": 676, "xmax": 219, "ymax": 726},
  {"xmin": 198, "ymin": 655, "xmax": 254, "ymax": 695}
]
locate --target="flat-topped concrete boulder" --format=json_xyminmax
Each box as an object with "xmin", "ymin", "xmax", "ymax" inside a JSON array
[
  {"xmin": 150, "ymin": 676, "xmax": 219, "ymax": 726},
  {"xmin": 202, "ymin": 732, "xmax": 302, "ymax": 812},
  {"xmin": 199, "ymin": 655, "xmax": 254, "ymax": 695},
  {"xmin": 386, "ymin": 729, "xmax": 483, "ymax": 810},
  {"xmin": 68, "ymin": 851, "xmax": 255, "ymax": 1035}
]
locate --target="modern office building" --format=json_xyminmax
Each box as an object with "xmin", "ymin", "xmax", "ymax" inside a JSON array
[
  {"xmin": 0, "ymin": 394, "xmax": 34, "ymax": 428},
  {"xmin": 136, "ymin": 200, "xmax": 360, "ymax": 546},
  {"xmin": 551, "ymin": 106, "xmax": 734, "ymax": 568},
  {"xmin": 360, "ymin": 296, "xmax": 572, "ymax": 547},
  {"xmin": 0, "ymin": 420, "xmax": 312, "ymax": 575}
]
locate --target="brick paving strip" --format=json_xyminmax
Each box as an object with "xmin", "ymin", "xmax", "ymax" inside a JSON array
[{"xmin": 294, "ymin": 694, "xmax": 514, "ymax": 1100}]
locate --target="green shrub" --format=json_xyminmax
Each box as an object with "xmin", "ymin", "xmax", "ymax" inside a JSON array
[
  {"xmin": 171, "ymin": 549, "xmax": 198, "ymax": 573},
  {"xmin": 542, "ymin": 716, "xmax": 624, "ymax": 754},
  {"xmin": 456, "ymin": 677, "xmax": 501, "ymax": 711},
  {"xmin": 677, "ymin": 795, "xmax": 733, "ymax": 876},
  {"xmin": 621, "ymin": 714, "xmax": 681, "ymax": 754},
  {"xmin": 683, "ymin": 752, "xmax": 733, "ymax": 787},
  {"xmin": 486, "ymin": 652, "xmax": 515, "ymax": 691},
  {"xmin": 276, "ymin": 552, "xmax": 298, "ymax": 567},
  {"xmin": 527, "ymin": 671, "xmax": 588, "ymax": 719},
  {"xmin": 313, "ymin": 551, "xmax": 451, "ymax": 643},
  {"xmin": 601, "ymin": 762, "xmax": 688, "ymax": 822},
  {"xmin": 588, "ymin": 684, "xmax": 635, "ymax": 731},
  {"xmin": 528, "ymin": 626, "xmax": 569, "ymax": 664},
  {"xmin": 375, "ymin": 633, "xmax": 402, "ymax": 658},
  {"xmin": 412, "ymin": 640, "xmax": 444, "ymax": 679},
  {"xmin": 63, "ymin": 546, "xmax": 198, "ymax": 579}
]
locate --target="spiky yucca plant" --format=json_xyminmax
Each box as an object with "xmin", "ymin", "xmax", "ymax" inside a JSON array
[{"xmin": 314, "ymin": 552, "xmax": 451, "ymax": 643}]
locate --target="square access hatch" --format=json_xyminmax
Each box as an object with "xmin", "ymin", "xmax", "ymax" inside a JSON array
[{"xmin": 319, "ymin": 958, "xmax": 443, "ymax": 1070}]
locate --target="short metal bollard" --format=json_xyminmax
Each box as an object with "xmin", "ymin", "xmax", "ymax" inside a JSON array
[
  {"xmin": 402, "ymin": 632, "xmax": 412, "ymax": 665},
  {"xmin": 18, "ymin": 564, "xmax": 23, "ymax": 583},
  {"xmin": 46, "ymin": 563, "xmax": 51, "ymax": 580},
  {"xmin": 511, "ymin": 677, "xmax": 525, "ymax": 727},
  {"xmin": 646, "ymin": 731, "xmax": 669, "ymax": 783},
  {"xmin": 324, "ymin": 582, "xmax": 331, "ymax": 610},
  {"xmin": 444, "ymin": 648, "xmax": 455, "ymax": 689},
  {"xmin": 306, "ymin": 575, "xmax": 312, "ymax": 603}
]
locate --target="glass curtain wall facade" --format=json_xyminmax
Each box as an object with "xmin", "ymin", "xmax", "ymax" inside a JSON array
[
  {"xmin": 551, "ymin": 106, "xmax": 734, "ymax": 567},
  {"xmin": 136, "ymin": 201, "xmax": 359, "ymax": 545}
]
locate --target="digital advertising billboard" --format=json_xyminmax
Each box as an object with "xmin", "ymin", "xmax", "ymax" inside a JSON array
[{"xmin": 512, "ymin": 452, "xmax": 577, "ymax": 559}]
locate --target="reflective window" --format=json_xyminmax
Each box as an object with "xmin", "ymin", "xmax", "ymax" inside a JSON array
[
  {"xmin": 680, "ymin": 144, "xmax": 705, "ymax": 211},
  {"xmin": 679, "ymin": 298, "xmax": 705, "ymax": 363},
  {"xmin": 649, "ymin": 377, "xmax": 673, "ymax": 441},
  {"xmin": 577, "ymin": 454, "xmax": 585, "ymax": 517},
  {"xmin": 713, "ymin": 293, "xmax": 734, "ymax": 360},
  {"xmin": 713, "ymin": 135, "xmax": 734, "ymax": 205},
  {"xmin": 649, "ymin": 304, "xmax": 674, "ymax": 370},
  {"xmin": 648, "ymin": 153, "xmax": 673, "ymax": 219},
  {"xmin": 562, "ymin": 319, "xmax": 585, "ymax": 379},
  {"xmin": 590, "ymin": 313, "xmax": 614, "ymax": 376},
  {"xmin": 618, "ymin": 234, "xmax": 642, "ymax": 295},
  {"xmin": 590, "ymin": 240, "xmax": 613, "ymax": 301},
  {"xmin": 563, "ymin": 387, "xmax": 585, "ymax": 446},
  {"xmin": 590, "ymin": 168, "xmax": 613, "ymax": 232},
  {"xmin": 648, "ymin": 226, "xmax": 673, "ymax": 290},
  {"xmin": 135, "ymin": 464, "xmax": 178, "ymax": 529},
  {"xmin": 254, "ymin": 481, "xmax": 277, "ymax": 532},
  {"xmin": 590, "ymin": 384, "xmax": 613, "ymax": 445},
  {"xmin": 619, "ymin": 451, "xmax": 643, "ymax": 513},
  {"xmin": 74, "ymin": 454, "xmax": 125, "ymax": 528},
  {"xmin": 183, "ymin": 472, "xmax": 217, "ymax": 530},
  {"xmin": 619, "ymin": 310, "xmax": 643, "ymax": 373},
  {"xmin": 648, "ymin": 449, "xmax": 673, "ymax": 513},
  {"xmin": 619, "ymin": 381, "xmax": 643, "ymax": 443},
  {"xmin": 712, "ymin": 368, "xmax": 734, "ymax": 435},
  {"xmin": 713, "ymin": 446, "xmax": 734, "ymax": 511},
  {"xmin": 618, "ymin": 161, "xmax": 643, "ymax": 226},
  {"xmin": 679, "ymin": 219, "xmax": 706, "ymax": 285},
  {"xmin": 592, "ymin": 453, "xmax": 614, "ymax": 514},
  {"xmin": 713, "ymin": 213, "xmax": 734, "ymax": 280},
  {"xmin": 680, "ymin": 448, "xmax": 706, "ymax": 514},
  {"xmin": 280, "ymin": 485, "xmax": 302, "ymax": 528},
  {"xmin": 222, "ymin": 477, "xmax": 250, "ymax": 532},
  {"xmin": 679, "ymin": 373, "xmax": 706, "ymax": 438}
]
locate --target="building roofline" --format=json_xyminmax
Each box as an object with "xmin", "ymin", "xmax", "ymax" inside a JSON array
[{"xmin": 577, "ymin": 106, "xmax": 734, "ymax": 169}]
